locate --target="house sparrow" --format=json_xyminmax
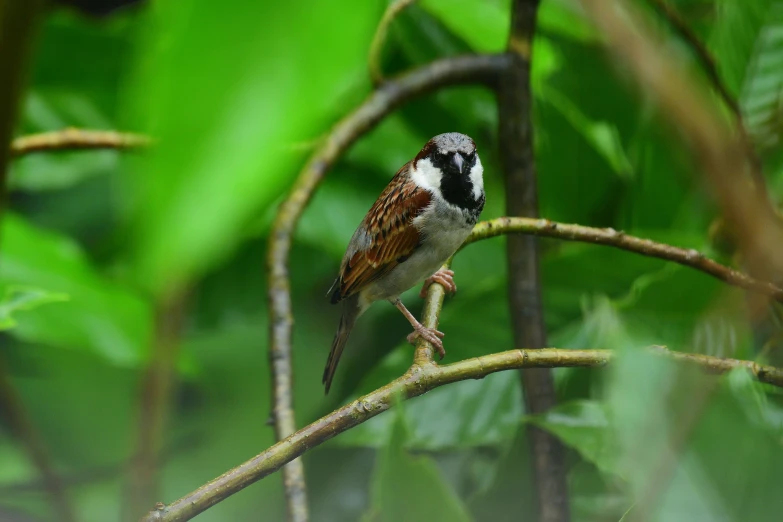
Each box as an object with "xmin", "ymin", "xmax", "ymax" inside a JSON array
[{"xmin": 323, "ymin": 132, "xmax": 485, "ymax": 393}]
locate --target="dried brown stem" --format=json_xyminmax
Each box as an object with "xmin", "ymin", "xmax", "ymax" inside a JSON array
[
  {"xmin": 266, "ymin": 54, "xmax": 507, "ymax": 522},
  {"xmin": 0, "ymin": 359, "xmax": 75, "ymax": 522},
  {"xmin": 643, "ymin": 0, "xmax": 764, "ymax": 188},
  {"xmin": 500, "ymin": 1, "xmax": 569, "ymax": 520},
  {"xmin": 126, "ymin": 292, "xmax": 187, "ymax": 520},
  {"xmin": 579, "ymin": 0, "xmax": 783, "ymax": 304},
  {"xmin": 368, "ymin": 0, "xmax": 418, "ymax": 86},
  {"xmin": 465, "ymin": 217, "xmax": 783, "ymax": 303},
  {"xmin": 0, "ymin": 0, "xmax": 45, "ymax": 220},
  {"xmin": 644, "ymin": 0, "xmax": 738, "ymax": 117},
  {"xmin": 10, "ymin": 128, "xmax": 151, "ymax": 157},
  {"xmin": 139, "ymin": 345, "xmax": 783, "ymax": 522}
]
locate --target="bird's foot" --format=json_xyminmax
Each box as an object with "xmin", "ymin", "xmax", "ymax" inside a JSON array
[
  {"xmin": 407, "ymin": 324, "xmax": 446, "ymax": 359},
  {"xmin": 419, "ymin": 268, "xmax": 457, "ymax": 299}
]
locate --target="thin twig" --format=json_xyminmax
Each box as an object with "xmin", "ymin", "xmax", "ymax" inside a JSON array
[
  {"xmin": 0, "ymin": 0, "xmax": 45, "ymax": 222},
  {"xmin": 0, "ymin": 4, "xmax": 75, "ymax": 521},
  {"xmin": 368, "ymin": 0, "xmax": 418, "ymax": 86},
  {"xmin": 500, "ymin": 1, "xmax": 569, "ymax": 520},
  {"xmin": 266, "ymin": 53, "xmax": 507, "ymax": 522},
  {"xmin": 465, "ymin": 217, "xmax": 783, "ymax": 303},
  {"xmin": 10, "ymin": 128, "xmax": 151, "ymax": 157},
  {"xmin": 644, "ymin": 0, "xmax": 738, "ymax": 117},
  {"xmin": 579, "ymin": 0, "xmax": 783, "ymax": 302},
  {"xmin": 643, "ymin": 0, "xmax": 765, "ymax": 189},
  {"xmin": 126, "ymin": 292, "xmax": 187, "ymax": 520},
  {"xmin": 139, "ymin": 345, "xmax": 783, "ymax": 522},
  {"xmin": 0, "ymin": 359, "xmax": 76, "ymax": 522}
]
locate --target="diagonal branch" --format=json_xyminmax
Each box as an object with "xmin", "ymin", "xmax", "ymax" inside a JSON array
[
  {"xmin": 139, "ymin": 344, "xmax": 783, "ymax": 522},
  {"xmin": 266, "ymin": 53, "xmax": 507, "ymax": 522},
  {"xmin": 579, "ymin": 0, "xmax": 783, "ymax": 299},
  {"xmin": 465, "ymin": 217, "xmax": 783, "ymax": 302},
  {"xmin": 10, "ymin": 128, "xmax": 151, "ymax": 157},
  {"xmin": 644, "ymin": 0, "xmax": 739, "ymax": 118},
  {"xmin": 368, "ymin": 0, "xmax": 418, "ymax": 86}
]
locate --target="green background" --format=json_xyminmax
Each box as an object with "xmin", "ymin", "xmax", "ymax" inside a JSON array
[{"xmin": 2, "ymin": 0, "xmax": 783, "ymax": 521}]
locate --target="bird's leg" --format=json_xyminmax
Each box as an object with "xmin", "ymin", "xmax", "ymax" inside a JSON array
[
  {"xmin": 419, "ymin": 268, "xmax": 457, "ymax": 299},
  {"xmin": 391, "ymin": 298, "xmax": 446, "ymax": 359}
]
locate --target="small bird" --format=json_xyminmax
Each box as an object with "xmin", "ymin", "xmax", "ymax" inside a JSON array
[{"xmin": 324, "ymin": 132, "xmax": 485, "ymax": 393}]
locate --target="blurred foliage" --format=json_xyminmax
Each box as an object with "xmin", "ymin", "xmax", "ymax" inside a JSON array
[{"xmin": 1, "ymin": 0, "xmax": 783, "ymax": 521}]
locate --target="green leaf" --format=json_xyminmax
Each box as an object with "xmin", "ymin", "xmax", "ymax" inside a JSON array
[
  {"xmin": 527, "ymin": 400, "xmax": 619, "ymax": 477},
  {"xmin": 367, "ymin": 413, "xmax": 473, "ymax": 522},
  {"xmin": 0, "ymin": 214, "xmax": 150, "ymax": 365},
  {"xmin": 0, "ymin": 286, "xmax": 68, "ymax": 331},
  {"xmin": 123, "ymin": 0, "xmax": 383, "ymax": 295},
  {"xmin": 540, "ymin": 87, "xmax": 633, "ymax": 179}
]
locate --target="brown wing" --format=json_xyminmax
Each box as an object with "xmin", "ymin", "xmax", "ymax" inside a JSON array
[{"xmin": 330, "ymin": 163, "xmax": 432, "ymax": 303}]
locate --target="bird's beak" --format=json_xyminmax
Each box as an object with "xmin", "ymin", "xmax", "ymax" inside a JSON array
[{"xmin": 452, "ymin": 153, "xmax": 465, "ymax": 174}]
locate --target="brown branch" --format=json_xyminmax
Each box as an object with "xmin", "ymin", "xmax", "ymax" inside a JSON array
[
  {"xmin": 265, "ymin": 53, "xmax": 507, "ymax": 522},
  {"xmin": 644, "ymin": 0, "xmax": 739, "ymax": 117},
  {"xmin": 0, "ymin": 4, "xmax": 76, "ymax": 521},
  {"xmin": 643, "ymin": 0, "xmax": 765, "ymax": 189},
  {"xmin": 139, "ymin": 345, "xmax": 783, "ymax": 522},
  {"xmin": 0, "ymin": 0, "xmax": 44, "ymax": 220},
  {"xmin": 499, "ymin": 1, "xmax": 569, "ymax": 520},
  {"xmin": 10, "ymin": 128, "xmax": 151, "ymax": 157},
  {"xmin": 125, "ymin": 292, "xmax": 187, "ymax": 520},
  {"xmin": 0, "ymin": 358, "xmax": 76, "ymax": 522},
  {"xmin": 578, "ymin": 0, "xmax": 783, "ymax": 306},
  {"xmin": 465, "ymin": 217, "xmax": 783, "ymax": 302},
  {"xmin": 368, "ymin": 0, "xmax": 418, "ymax": 86}
]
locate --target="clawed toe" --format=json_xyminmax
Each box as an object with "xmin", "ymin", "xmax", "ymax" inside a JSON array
[
  {"xmin": 419, "ymin": 269, "xmax": 458, "ymax": 298},
  {"xmin": 407, "ymin": 327, "xmax": 447, "ymax": 359}
]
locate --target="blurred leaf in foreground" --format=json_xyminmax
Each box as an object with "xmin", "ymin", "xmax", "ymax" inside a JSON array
[{"xmin": 0, "ymin": 285, "xmax": 68, "ymax": 331}]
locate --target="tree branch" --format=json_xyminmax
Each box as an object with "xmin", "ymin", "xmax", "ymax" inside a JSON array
[
  {"xmin": 499, "ymin": 1, "xmax": 569, "ymax": 520},
  {"xmin": 139, "ymin": 344, "xmax": 783, "ymax": 522},
  {"xmin": 368, "ymin": 0, "xmax": 417, "ymax": 86},
  {"xmin": 643, "ymin": 0, "xmax": 765, "ymax": 190},
  {"xmin": 644, "ymin": 0, "xmax": 738, "ymax": 118},
  {"xmin": 126, "ymin": 292, "xmax": 187, "ymax": 520},
  {"xmin": 0, "ymin": 358, "xmax": 75, "ymax": 522},
  {"xmin": 579, "ymin": 0, "xmax": 783, "ymax": 304},
  {"xmin": 10, "ymin": 128, "xmax": 151, "ymax": 157},
  {"xmin": 266, "ymin": 53, "xmax": 507, "ymax": 522},
  {"xmin": 465, "ymin": 217, "xmax": 783, "ymax": 302}
]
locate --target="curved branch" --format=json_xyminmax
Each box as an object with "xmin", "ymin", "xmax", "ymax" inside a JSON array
[
  {"xmin": 140, "ymin": 345, "xmax": 783, "ymax": 522},
  {"xmin": 466, "ymin": 217, "xmax": 783, "ymax": 302},
  {"xmin": 579, "ymin": 0, "xmax": 783, "ymax": 296},
  {"xmin": 644, "ymin": 0, "xmax": 738, "ymax": 117},
  {"xmin": 10, "ymin": 128, "xmax": 151, "ymax": 157},
  {"xmin": 266, "ymin": 53, "xmax": 507, "ymax": 522},
  {"xmin": 368, "ymin": 0, "xmax": 418, "ymax": 86}
]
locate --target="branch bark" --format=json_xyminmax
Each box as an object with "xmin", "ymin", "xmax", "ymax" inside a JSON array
[
  {"xmin": 126, "ymin": 292, "xmax": 187, "ymax": 520},
  {"xmin": 0, "ymin": 358, "xmax": 75, "ymax": 522},
  {"xmin": 579, "ymin": 0, "xmax": 783, "ymax": 303},
  {"xmin": 367, "ymin": 0, "xmax": 417, "ymax": 86},
  {"xmin": 499, "ymin": 1, "xmax": 570, "ymax": 520},
  {"xmin": 266, "ymin": 54, "xmax": 507, "ymax": 522},
  {"xmin": 465, "ymin": 217, "xmax": 783, "ymax": 302},
  {"xmin": 10, "ymin": 128, "xmax": 151, "ymax": 157},
  {"xmin": 139, "ymin": 344, "xmax": 783, "ymax": 522},
  {"xmin": 0, "ymin": 0, "xmax": 45, "ymax": 215}
]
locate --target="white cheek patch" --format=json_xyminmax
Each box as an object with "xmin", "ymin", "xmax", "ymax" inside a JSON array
[
  {"xmin": 411, "ymin": 157, "xmax": 443, "ymax": 199},
  {"xmin": 470, "ymin": 155, "xmax": 484, "ymax": 201}
]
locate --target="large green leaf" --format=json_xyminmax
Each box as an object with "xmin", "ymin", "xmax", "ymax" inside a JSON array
[
  {"xmin": 366, "ymin": 413, "xmax": 473, "ymax": 522},
  {"xmin": 0, "ymin": 286, "xmax": 68, "ymax": 331},
  {"xmin": 0, "ymin": 214, "xmax": 150, "ymax": 365},
  {"xmin": 122, "ymin": 1, "xmax": 383, "ymax": 295}
]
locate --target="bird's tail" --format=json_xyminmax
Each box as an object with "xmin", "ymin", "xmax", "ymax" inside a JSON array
[{"xmin": 323, "ymin": 294, "xmax": 361, "ymax": 394}]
